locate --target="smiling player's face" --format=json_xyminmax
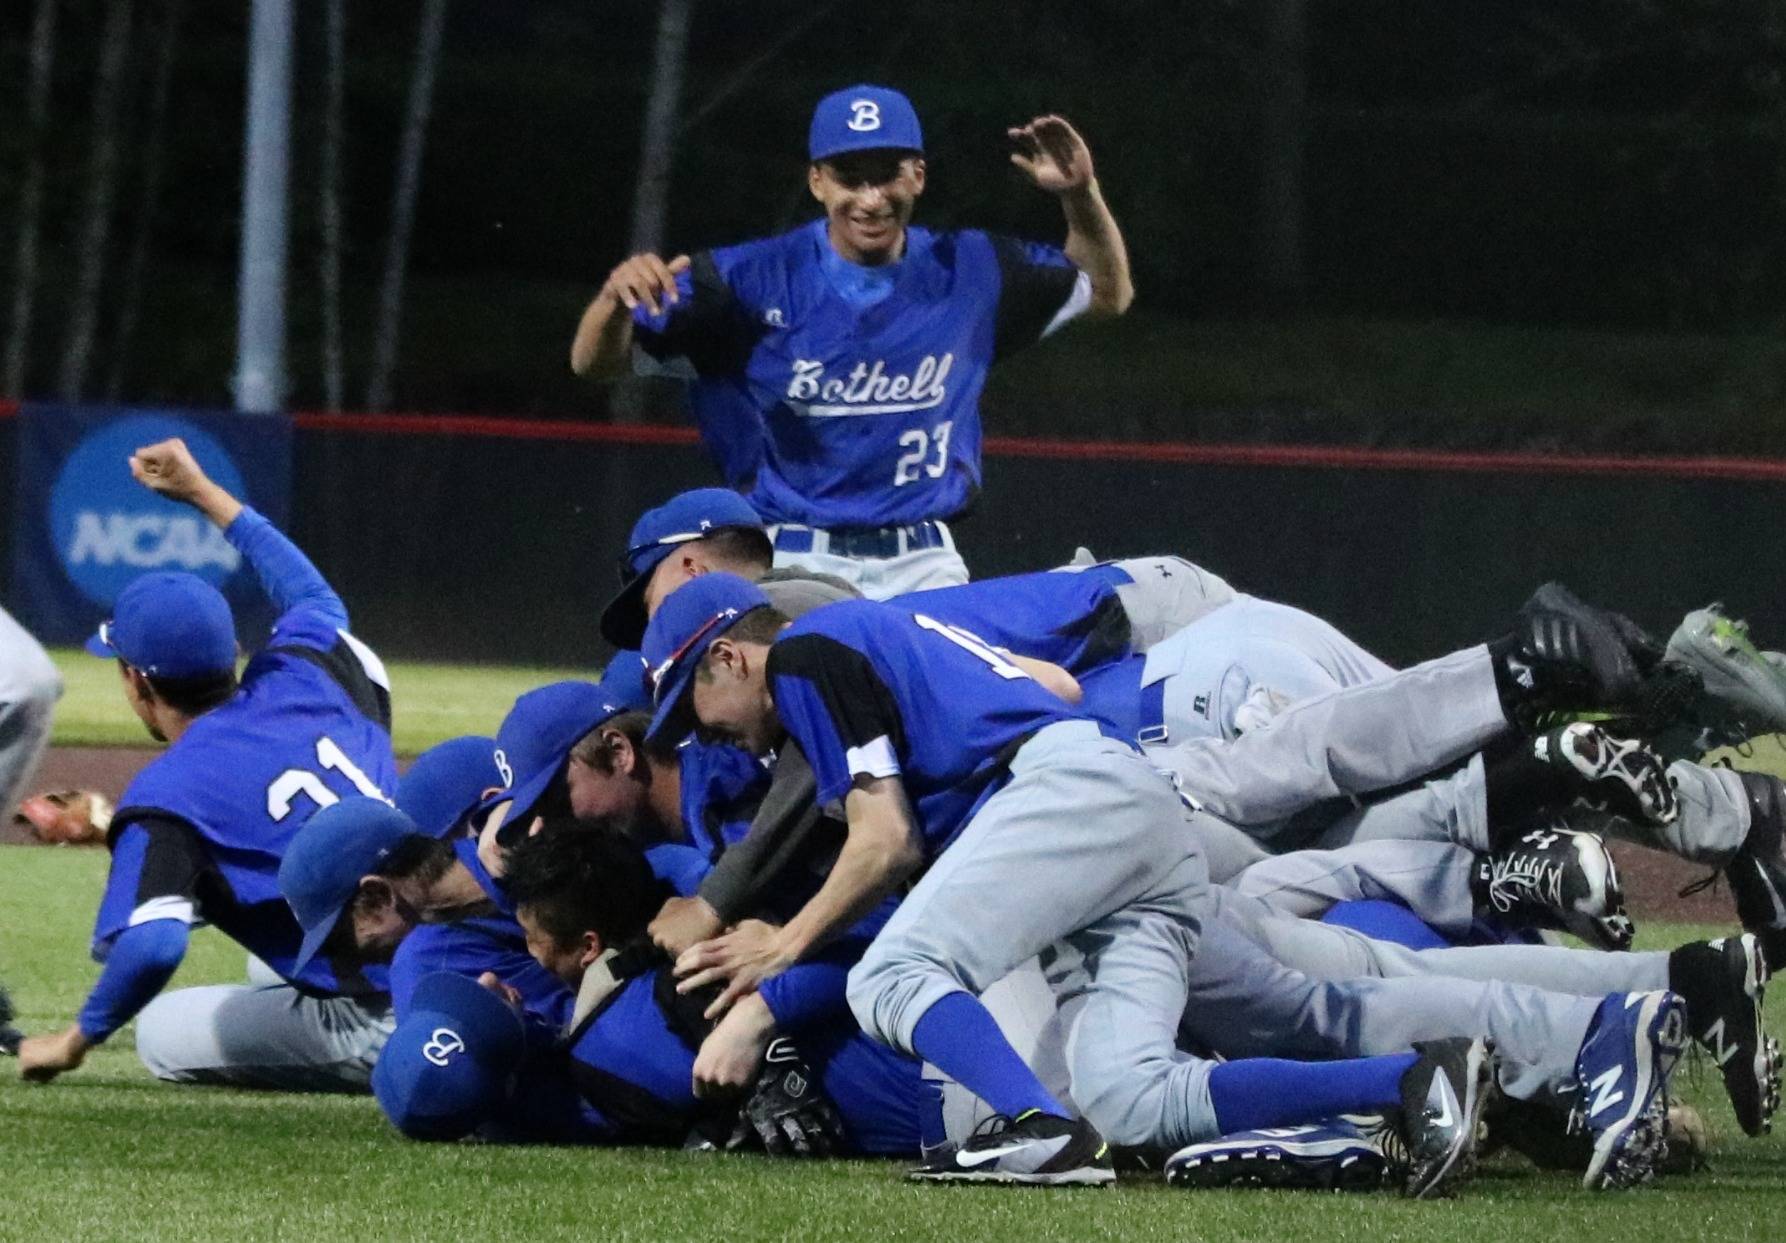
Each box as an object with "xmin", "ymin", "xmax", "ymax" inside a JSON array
[{"xmin": 809, "ymin": 150, "xmax": 925, "ymax": 265}]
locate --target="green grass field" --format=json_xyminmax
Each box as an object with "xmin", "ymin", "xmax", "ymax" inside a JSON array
[
  {"xmin": 45, "ymin": 648, "xmax": 585, "ymax": 757},
  {"xmin": 4, "ymin": 845, "xmax": 1785, "ymax": 1242}
]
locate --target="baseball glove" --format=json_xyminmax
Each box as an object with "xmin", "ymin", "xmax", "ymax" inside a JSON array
[
  {"xmin": 16, "ymin": 790, "xmax": 113, "ymax": 846},
  {"xmin": 727, "ymin": 1036, "xmax": 848, "ymax": 1157}
]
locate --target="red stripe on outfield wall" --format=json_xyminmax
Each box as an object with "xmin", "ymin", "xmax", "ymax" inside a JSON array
[
  {"xmin": 287, "ymin": 410, "xmax": 1786, "ymax": 482},
  {"xmin": 4, "ymin": 402, "xmax": 1784, "ymax": 482}
]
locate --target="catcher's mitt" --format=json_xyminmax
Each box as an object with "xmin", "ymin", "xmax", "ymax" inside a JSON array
[{"xmin": 16, "ymin": 790, "xmax": 113, "ymax": 845}]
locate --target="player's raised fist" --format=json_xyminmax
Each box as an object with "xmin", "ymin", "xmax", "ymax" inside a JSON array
[
  {"xmin": 602, "ymin": 252, "xmax": 692, "ymax": 318},
  {"xmin": 129, "ymin": 437, "xmax": 212, "ymax": 503},
  {"xmin": 1007, "ymin": 115, "xmax": 1095, "ymax": 196}
]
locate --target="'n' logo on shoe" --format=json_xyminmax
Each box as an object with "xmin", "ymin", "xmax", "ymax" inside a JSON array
[
  {"xmin": 1588, "ymin": 1065, "xmax": 1625, "ymax": 1117},
  {"xmin": 1702, "ymin": 1018, "xmax": 1738, "ymax": 1067}
]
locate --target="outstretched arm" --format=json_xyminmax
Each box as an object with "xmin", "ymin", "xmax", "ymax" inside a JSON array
[
  {"xmin": 18, "ymin": 819, "xmax": 202, "ymax": 1082},
  {"xmin": 130, "ymin": 438, "xmax": 344, "ymax": 627},
  {"xmin": 1009, "ymin": 115, "xmax": 1133, "ymax": 317},
  {"xmin": 570, "ymin": 253, "xmax": 691, "ymax": 380}
]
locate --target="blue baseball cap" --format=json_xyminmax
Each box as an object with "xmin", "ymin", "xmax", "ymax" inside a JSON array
[
  {"xmin": 279, "ymin": 797, "xmax": 422, "ymax": 975},
  {"xmin": 809, "ymin": 85, "xmax": 923, "ymax": 162},
  {"xmin": 642, "ymin": 573, "xmax": 772, "ymax": 744},
  {"xmin": 371, "ymin": 971, "xmax": 524, "ymax": 1141},
  {"xmin": 83, "ymin": 572, "xmax": 236, "ymax": 679},
  {"xmin": 396, "ymin": 736, "xmax": 501, "ymax": 839},
  {"xmin": 597, "ymin": 650, "xmax": 652, "ymax": 713},
  {"xmin": 487, "ymin": 680, "xmax": 633, "ymax": 834},
  {"xmin": 599, "ymin": 488, "xmax": 766, "ymax": 649}
]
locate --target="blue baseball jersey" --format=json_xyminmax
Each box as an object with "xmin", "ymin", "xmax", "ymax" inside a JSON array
[
  {"xmin": 897, "ymin": 564, "xmax": 1135, "ymax": 677},
  {"xmin": 95, "ymin": 607, "xmax": 398, "ymax": 996},
  {"xmin": 634, "ymin": 220, "xmax": 1086, "ymax": 527},
  {"xmin": 677, "ymin": 739, "xmax": 772, "ymax": 858},
  {"xmin": 387, "ymin": 840, "xmax": 574, "ymax": 1028},
  {"xmin": 566, "ymin": 965, "xmax": 926, "ymax": 1155},
  {"xmin": 767, "ymin": 599, "xmax": 1093, "ymax": 855}
]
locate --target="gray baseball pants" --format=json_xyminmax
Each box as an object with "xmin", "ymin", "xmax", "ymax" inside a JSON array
[
  {"xmin": 135, "ymin": 956, "xmax": 393, "ymax": 1092},
  {"xmin": 847, "ymin": 720, "xmax": 1209, "ymax": 1084},
  {"xmin": 1050, "ymin": 901, "xmax": 1606, "ymax": 1150},
  {"xmin": 0, "ymin": 606, "xmax": 61, "ymax": 823}
]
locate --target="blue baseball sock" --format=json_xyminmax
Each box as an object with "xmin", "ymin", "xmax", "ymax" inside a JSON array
[
  {"xmin": 1208, "ymin": 1053, "xmax": 1418, "ymax": 1134},
  {"xmin": 909, "ymin": 991, "xmax": 1066, "ymax": 1120}
]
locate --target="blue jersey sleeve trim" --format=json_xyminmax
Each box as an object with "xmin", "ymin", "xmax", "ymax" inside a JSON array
[{"xmin": 76, "ymin": 918, "xmax": 190, "ymax": 1043}]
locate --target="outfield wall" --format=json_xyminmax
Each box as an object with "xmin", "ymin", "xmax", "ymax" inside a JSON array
[{"xmin": 6, "ymin": 405, "xmax": 1784, "ymax": 667}]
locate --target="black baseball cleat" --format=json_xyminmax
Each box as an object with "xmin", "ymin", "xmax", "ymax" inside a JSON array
[
  {"xmin": 1398, "ymin": 1037, "xmax": 1494, "ymax": 1199},
  {"xmin": 0, "ymin": 983, "xmax": 19, "ymax": 1056},
  {"xmin": 1474, "ymin": 821, "xmax": 1635, "ymax": 950},
  {"xmin": 1724, "ymin": 772, "xmax": 1786, "ymax": 964},
  {"xmin": 909, "ymin": 1110, "xmax": 1115, "ymax": 1186},
  {"xmin": 1497, "ymin": 583, "xmax": 1644, "ymax": 720},
  {"xmin": 1668, "ymin": 932, "xmax": 1781, "ymax": 1137},
  {"xmin": 1164, "ymin": 1120, "xmax": 1389, "ymax": 1192},
  {"xmin": 1533, "ymin": 723, "xmax": 1678, "ymax": 826}
]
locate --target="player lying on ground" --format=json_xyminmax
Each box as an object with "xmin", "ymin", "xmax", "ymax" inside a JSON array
[
  {"xmin": 634, "ymin": 574, "xmax": 1750, "ymax": 1188},
  {"xmin": 351, "ymin": 817, "xmax": 1492, "ymax": 1197},
  {"xmin": 16, "ymin": 438, "xmax": 399, "ymax": 1091}
]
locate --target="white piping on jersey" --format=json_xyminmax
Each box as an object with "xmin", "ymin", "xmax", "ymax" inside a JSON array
[
  {"xmin": 129, "ymin": 896, "xmax": 196, "ymax": 927},
  {"xmin": 1042, "ymin": 271, "xmax": 1093, "ymax": 339},
  {"xmin": 337, "ymin": 629, "xmax": 392, "ymax": 691},
  {"xmin": 845, "ymin": 736, "xmax": 902, "ymax": 780}
]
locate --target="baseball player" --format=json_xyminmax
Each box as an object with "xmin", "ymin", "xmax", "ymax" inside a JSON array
[
  {"xmin": 394, "ymin": 734, "xmax": 502, "ymax": 839},
  {"xmin": 16, "ymin": 439, "xmax": 399, "ymax": 1090},
  {"xmin": 638, "ymin": 574, "xmax": 1702, "ymax": 1187},
  {"xmin": 377, "ymin": 819, "xmax": 1490, "ymax": 1196},
  {"xmin": 0, "ymin": 606, "xmax": 61, "ymax": 1056},
  {"xmin": 571, "ymin": 86, "xmax": 1133, "ymax": 597}
]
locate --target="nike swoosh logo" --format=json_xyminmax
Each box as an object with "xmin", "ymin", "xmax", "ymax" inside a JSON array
[
  {"xmin": 1430, "ymin": 1088, "xmax": 1456, "ymax": 1129},
  {"xmin": 956, "ymin": 1142, "xmax": 1032, "ymax": 1169}
]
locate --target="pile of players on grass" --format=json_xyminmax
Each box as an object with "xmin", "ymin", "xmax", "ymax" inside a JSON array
[{"xmin": 17, "ymin": 434, "xmax": 1786, "ymax": 1199}]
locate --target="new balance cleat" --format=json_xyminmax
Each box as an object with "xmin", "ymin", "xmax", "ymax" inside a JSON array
[
  {"xmin": 1669, "ymin": 933, "xmax": 1781, "ymax": 1137},
  {"xmin": 1475, "ymin": 822, "xmax": 1635, "ymax": 950},
  {"xmin": 1666, "ymin": 606, "xmax": 1786, "ymax": 740},
  {"xmin": 909, "ymin": 1110, "xmax": 1115, "ymax": 1186},
  {"xmin": 1399, "ymin": 1037, "xmax": 1493, "ymax": 1199},
  {"xmin": 1534, "ymin": 723, "xmax": 1678, "ymax": 825},
  {"xmin": 1164, "ymin": 1120, "xmax": 1387, "ymax": 1192},
  {"xmin": 1574, "ymin": 991, "xmax": 1688, "ymax": 1190}
]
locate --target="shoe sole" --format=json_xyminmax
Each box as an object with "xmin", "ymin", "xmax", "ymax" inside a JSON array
[
  {"xmin": 1559, "ymin": 725, "xmax": 1679, "ymax": 825},
  {"xmin": 1583, "ymin": 993, "xmax": 1688, "ymax": 1190},
  {"xmin": 1715, "ymin": 935, "xmax": 1782, "ymax": 1138},
  {"xmin": 1407, "ymin": 1039, "xmax": 1494, "ymax": 1200},
  {"xmin": 1166, "ymin": 1144, "xmax": 1387, "ymax": 1192},
  {"xmin": 907, "ymin": 1167, "xmax": 1116, "ymax": 1186},
  {"xmin": 1668, "ymin": 623, "xmax": 1786, "ymax": 734}
]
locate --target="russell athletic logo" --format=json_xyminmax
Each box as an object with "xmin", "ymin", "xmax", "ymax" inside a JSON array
[{"xmin": 49, "ymin": 414, "xmax": 247, "ymax": 607}]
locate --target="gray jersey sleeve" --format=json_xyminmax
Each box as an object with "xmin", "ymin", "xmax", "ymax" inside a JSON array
[{"xmin": 696, "ymin": 739, "xmax": 840, "ymax": 922}]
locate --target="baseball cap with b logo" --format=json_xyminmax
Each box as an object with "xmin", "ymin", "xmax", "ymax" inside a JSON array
[
  {"xmin": 809, "ymin": 84, "xmax": 924, "ymax": 162},
  {"xmin": 371, "ymin": 971, "xmax": 525, "ymax": 1141}
]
